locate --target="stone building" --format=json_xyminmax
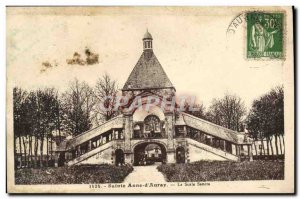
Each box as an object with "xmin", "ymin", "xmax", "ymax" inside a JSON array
[{"xmin": 56, "ymin": 30, "xmax": 252, "ymax": 166}]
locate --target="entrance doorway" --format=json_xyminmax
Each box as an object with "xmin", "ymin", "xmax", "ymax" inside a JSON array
[
  {"xmin": 133, "ymin": 142, "xmax": 166, "ymax": 166},
  {"xmin": 176, "ymin": 146, "xmax": 185, "ymax": 163},
  {"xmin": 115, "ymin": 149, "xmax": 124, "ymax": 166}
]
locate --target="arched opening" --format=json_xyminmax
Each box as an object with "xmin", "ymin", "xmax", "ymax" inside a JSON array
[
  {"xmin": 115, "ymin": 149, "xmax": 124, "ymax": 166},
  {"xmin": 58, "ymin": 152, "xmax": 65, "ymax": 167},
  {"xmin": 176, "ymin": 146, "xmax": 185, "ymax": 164},
  {"xmin": 133, "ymin": 142, "xmax": 166, "ymax": 166}
]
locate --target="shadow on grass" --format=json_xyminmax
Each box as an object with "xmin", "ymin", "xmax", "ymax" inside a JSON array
[
  {"xmin": 157, "ymin": 160, "xmax": 284, "ymax": 182},
  {"xmin": 15, "ymin": 164, "xmax": 134, "ymax": 184}
]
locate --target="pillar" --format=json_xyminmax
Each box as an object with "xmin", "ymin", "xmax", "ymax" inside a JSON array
[
  {"xmin": 124, "ymin": 114, "xmax": 133, "ymax": 151},
  {"xmin": 88, "ymin": 140, "xmax": 92, "ymax": 151},
  {"xmin": 248, "ymin": 145, "xmax": 253, "ymax": 161},
  {"xmin": 165, "ymin": 113, "xmax": 175, "ymax": 150},
  {"xmin": 77, "ymin": 146, "xmax": 81, "ymax": 156},
  {"xmin": 124, "ymin": 153, "xmax": 132, "ymax": 164},
  {"xmin": 112, "ymin": 129, "xmax": 116, "ymax": 139},
  {"xmin": 183, "ymin": 125, "xmax": 187, "ymax": 137},
  {"xmin": 123, "ymin": 114, "xmax": 133, "ymax": 164},
  {"xmin": 166, "ymin": 150, "xmax": 175, "ymax": 163},
  {"xmin": 54, "ymin": 152, "xmax": 59, "ymax": 167},
  {"xmin": 236, "ymin": 144, "xmax": 241, "ymax": 161}
]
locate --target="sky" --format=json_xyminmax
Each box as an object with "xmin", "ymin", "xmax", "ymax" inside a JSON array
[{"xmin": 7, "ymin": 7, "xmax": 285, "ymax": 110}]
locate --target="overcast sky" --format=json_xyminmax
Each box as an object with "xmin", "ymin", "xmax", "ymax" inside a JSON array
[{"xmin": 7, "ymin": 7, "xmax": 284, "ymax": 110}]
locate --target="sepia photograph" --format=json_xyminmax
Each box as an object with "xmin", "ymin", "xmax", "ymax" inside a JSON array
[{"xmin": 6, "ymin": 6, "xmax": 294, "ymax": 194}]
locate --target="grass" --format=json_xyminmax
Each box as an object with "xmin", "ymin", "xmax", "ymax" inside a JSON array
[
  {"xmin": 157, "ymin": 160, "xmax": 284, "ymax": 182},
  {"xmin": 15, "ymin": 164, "xmax": 133, "ymax": 184}
]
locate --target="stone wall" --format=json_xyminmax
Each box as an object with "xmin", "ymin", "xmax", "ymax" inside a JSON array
[{"xmin": 78, "ymin": 147, "xmax": 113, "ymax": 165}]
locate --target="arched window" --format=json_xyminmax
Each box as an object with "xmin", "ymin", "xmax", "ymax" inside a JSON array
[
  {"xmin": 133, "ymin": 124, "xmax": 142, "ymax": 138},
  {"xmin": 144, "ymin": 115, "xmax": 160, "ymax": 132}
]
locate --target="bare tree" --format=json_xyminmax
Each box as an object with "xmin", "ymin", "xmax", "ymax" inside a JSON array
[
  {"xmin": 207, "ymin": 93, "xmax": 246, "ymax": 131},
  {"xmin": 94, "ymin": 74, "xmax": 119, "ymax": 124},
  {"xmin": 183, "ymin": 102, "xmax": 207, "ymax": 120},
  {"xmin": 61, "ymin": 78, "xmax": 95, "ymax": 136}
]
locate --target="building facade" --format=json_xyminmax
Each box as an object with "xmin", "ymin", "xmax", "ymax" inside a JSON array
[{"xmin": 55, "ymin": 31, "xmax": 253, "ymax": 167}]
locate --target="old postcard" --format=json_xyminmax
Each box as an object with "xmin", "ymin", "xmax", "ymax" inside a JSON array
[{"xmin": 6, "ymin": 7, "xmax": 294, "ymax": 194}]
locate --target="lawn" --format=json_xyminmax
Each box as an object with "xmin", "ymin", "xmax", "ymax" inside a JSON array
[
  {"xmin": 15, "ymin": 164, "xmax": 133, "ymax": 184},
  {"xmin": 157, "ymin": 160, "xmax": 284, "ymax": 182}
]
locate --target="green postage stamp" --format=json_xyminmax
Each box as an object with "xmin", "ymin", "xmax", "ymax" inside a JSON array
[{"xmin": 246, "ymin": 12, "xmax": 284, "ymax": 59}]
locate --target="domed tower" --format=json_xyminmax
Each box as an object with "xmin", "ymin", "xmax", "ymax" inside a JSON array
[
  {"xmin": 121, "ymin": 30, "xmax": 176, "ymax": 163},
  {"xmin": 143, "ymin": 29, "xmax": 153, "ymax": 50},
  {"xmin": 122, "ymin": 30, "xmax": 175, "ymax": 100}
]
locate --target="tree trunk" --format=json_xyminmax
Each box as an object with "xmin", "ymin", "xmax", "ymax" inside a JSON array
[
  {"xmin": 266, "ymin": 138, "xmax": 270, "ymax": 156},
  {"xmin": 18, "ymin": 135, "xmax": 22, "ymax": 168},
  {"xmin": 269, "ymin": 138, "xmax": 274, "ymax": 156},
  {"xmin": 29, "ymin": 135, "xmax": 33, "ymax": 167},
  {"xmin": 274, "ymin": 135, "xmax": 279, "ymax": 156},
  {"xmin": 46, "ymin": 134, "xmax": 49, "ymax": 167},
  {"xmin": 34, "ymin": 136, "xmax": 38, "ymax": 168},
  {"xmin": 50, "ymin": 134, "xmax": 53, "ymax": 161},
  {"xmin": 40, "ymin": 136, "xmax": 44, "ymax": 168},
  {"xmin": 278, "ymin": 135, "xmax": 283, "ymax": 155},
  {"xmin": 22, "ymin": 136, "xmax": 27, "ymax": 167},
  {"xmin": 260, "ymin": 138, "xmax": 263, "ymax": 156},
  {"xmin": 57, "ymin": 106, "xmax": 62, "ymax": 143},
  {"xmin": 253, "ymin": 142, "xmax": 258, "ymax": 157},
  {"xmin": 14, "ymin": 137, "xmax": 17, "ymax": 169},
  {"xmin": 281, "ymin": 134, "xmax": 285, "ymax": 154}
]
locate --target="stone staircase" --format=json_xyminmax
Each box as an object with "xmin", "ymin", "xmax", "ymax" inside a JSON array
[
  {"xmin": 57, "ymin": 115, "xmax": 124, "ymax": 152},
  {"xmin": 67, "ymin": 141, "xmax": 113, "ymax": 166},
  {"xmin": 182, "ymin": 112, "xmax": 245, "ymax": 144},
  {"xmin": 186, "ymin": 138, "xmax": 239, "ymax": 161}
]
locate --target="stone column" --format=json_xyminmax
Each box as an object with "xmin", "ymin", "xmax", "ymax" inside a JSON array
[
  {"xmin": 88, "ymin": 140, "xmax": 92, "ymax": 151},
  {"xmin": 112, "ymin": 129, "xmax": 116, "ymax": 139},
  {"xmin": 237, "ymin": 145, "xmax": 241, "ymax": 161},
  {"xmin": 124, "ymin": 114, "xmax": 133, "ymax": 151},
  {"xmin": 77, "ymin": 146, "xmax": 81, "ymax": 156},
  {"xmin": 248, "ymin": 145, "xmax": 253, "ymax": 161},
  {"xmin": 124, "ymin": 153, "xmax": 132, "ymax": 164},
  {"xmin": 183, "ymin": 125, "xmax": 187, "ymax": 137},
  {"xmin": 165, "ymin": 113, "xmax": 174, "ymax": 150},
  {"xmin": 167, "ymin": 151, "xmax": 175, "ymax": 163},
  {"xmin": 165, "ymin": 113, "xmax": 175, "ymax": 163},
  {"xmin": 54, "ymin": 152, "xmax": 59, "ymax": 167},
  {"xmin": 123, "ymin": 114, "xmax": 133, "ymax": 164}
]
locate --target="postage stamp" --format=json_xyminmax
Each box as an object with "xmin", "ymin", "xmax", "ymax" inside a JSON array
[{"xmin": 246, "ymin": 12, "xmax": 284, "ymax": 59}]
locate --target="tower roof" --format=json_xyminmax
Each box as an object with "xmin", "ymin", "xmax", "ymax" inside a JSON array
[
  {"xmin": 123, "ymin": 31, "xmax": 174, "ymax": 91},
  {"xmin": 143, "ymin": 30, "xmax": 153, "ymax": 40},
  {"xmin": 122, "ymin": 51, "xmax": 174, "ymax": 91}
]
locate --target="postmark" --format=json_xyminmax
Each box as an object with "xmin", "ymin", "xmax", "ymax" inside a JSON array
[{"xmin": 246, "ymin": 12, "xmax": 284, "ymax": 59}]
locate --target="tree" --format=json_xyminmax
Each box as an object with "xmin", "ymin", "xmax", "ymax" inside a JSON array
[
  {"xmin": 62, "ymin": 78, "xmax": 94, "ymax": 136},
  {"xmin": 13, "ymin": 87, "xmax": 28, "ymax": 167},
  {"xmin": 206, "ymin": 93, "xmax": 246, "ymax": 131},
  {"xmin": 54, "ymin": 92, "xmax": 64, "ymax": 144},
  {"xmin": 94, "ymin": 74, "xmax": 119, "ymax": 124},
  {"xmin": 246, "ymin": 86, "xmax": 284, "ymax": 157},
  {"xmin": 183, "ymin": 102, "xmax": 207, "ymax": 120}
]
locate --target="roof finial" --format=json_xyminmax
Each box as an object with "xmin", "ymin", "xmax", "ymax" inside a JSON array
[{"xmin": 143, "ymin": 29, "xmax": 153, "ymax": 40}]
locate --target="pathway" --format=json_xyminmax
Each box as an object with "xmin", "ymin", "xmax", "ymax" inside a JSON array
[{"xmin": 123, "ymin": 164, "xmax": 166, "ymax": 183}]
